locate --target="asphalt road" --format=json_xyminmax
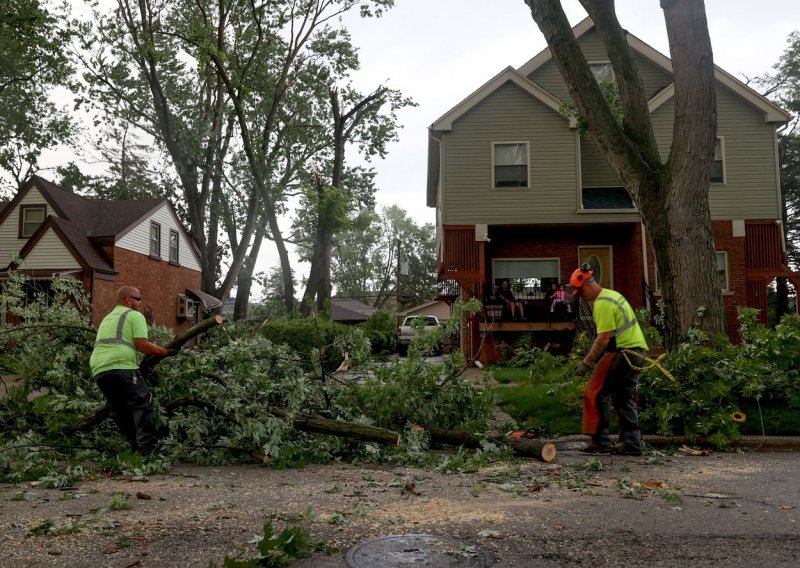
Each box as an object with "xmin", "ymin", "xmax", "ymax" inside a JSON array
[{"xmin": 2, "ymin": 449, "xmax": 798, "ymax": 567}]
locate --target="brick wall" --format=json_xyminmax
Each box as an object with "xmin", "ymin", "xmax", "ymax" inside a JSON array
[
  {"xmin": 484, "ymin": 223, "xmax": 646, "ymax": 308},
  {"xmin": 643, "ymin": 220, "xmax": 749, "ymax": 341},
  {"xmin": 91, "ymin": 247, "xmax": 201, "ymax": 333}
]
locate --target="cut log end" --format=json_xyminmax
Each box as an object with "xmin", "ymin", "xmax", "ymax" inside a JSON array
[{"xmin": 539, "ymin": 442, "xmax": 557, "ymax": 463}]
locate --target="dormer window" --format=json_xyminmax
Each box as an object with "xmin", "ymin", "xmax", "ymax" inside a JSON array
[
  {"xmin": 19, "ymin": 205, "xmax": 46, "ymax": 238},
  {"xmin": 590, "ymin": 62, "xmax": 615, "ymax": 83}
]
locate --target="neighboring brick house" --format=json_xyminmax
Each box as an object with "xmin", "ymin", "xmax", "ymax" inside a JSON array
[
  {"xmin": 427, "ymin": 18, "xmax": 795, "ymax": 364},
  {"xmin": 0, "ymin": 176, "xmax": 220, "ymax": 331}
]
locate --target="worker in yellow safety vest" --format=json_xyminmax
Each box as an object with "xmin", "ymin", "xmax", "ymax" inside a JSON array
[
  {"xmin": 570, "ymin": 264, "xmax": 648, "ymax": 456},
  {"xmin": 90, "ymin": 286, "xmax": 178, "ymax": 454}
]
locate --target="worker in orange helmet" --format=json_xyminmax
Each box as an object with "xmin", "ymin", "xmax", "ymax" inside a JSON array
[{"xmin": 570, "ymin": 264, "xmax": 648, "ymax": 456}]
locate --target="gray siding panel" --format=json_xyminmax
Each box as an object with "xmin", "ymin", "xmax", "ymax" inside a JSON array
[
  {"xmin": 580, "ymin": 137, "xmax": 620, "ymax": 187},
  {"xmin": 650, "ymin": 89, "xmax": 781, "ymax": 220},
  {"xmin": 527, "ymin": 30, "xmax": 672, "ymax": 102},
  {"xmin": 710, "ymin": 86, "xmax": 780, "ymax": 219},
  {"xmin": 442, "ymin": 82, "xmax": 579, "ymax": 225}
]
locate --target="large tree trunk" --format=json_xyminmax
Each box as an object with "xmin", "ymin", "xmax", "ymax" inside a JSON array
[
  {"xmin": 233, "ymin": 229, "xmax": 265, "ymax": 320},
  {"xmin": 525, "ymin": 0, "xmax": 726, "ymax": 348}
]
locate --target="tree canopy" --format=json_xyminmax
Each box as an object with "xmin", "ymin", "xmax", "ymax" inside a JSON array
[{"xmin": 0, "ymin": 0, "xmax": 77, "ymax": 191}]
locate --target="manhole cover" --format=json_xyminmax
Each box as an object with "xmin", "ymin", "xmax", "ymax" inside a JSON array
[{"xmin": 345, "ymin": 534, "xmax": 493, "ymax": 567}]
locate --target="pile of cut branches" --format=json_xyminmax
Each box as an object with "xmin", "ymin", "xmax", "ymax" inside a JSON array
[{"xmin": 1, "ymin": 274, "xmax": 512, "ymax": 484}]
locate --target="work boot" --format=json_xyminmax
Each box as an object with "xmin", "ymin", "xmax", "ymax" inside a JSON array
[
  {"xmin": 582, "ymin": 441, "xmax": 613, "ymax": 454},
  {"xmin": 613, "ymin": 445, "xmax": 643, "ymax": 456}
]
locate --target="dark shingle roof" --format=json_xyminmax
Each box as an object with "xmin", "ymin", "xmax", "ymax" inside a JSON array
[
  {"xmin": 331, "ymin": 298, "xmax": 377, "ymax": 322},
  {"xmin": 50, "ymin": 217, "xmax": 115, "ymax": 272},
  {"xmin": 31, "ymin": 176, "xmax": 164, "ymax": 237},
  {"xmin": 6, "ymin": 176, "xmax": 175, "ymax": 273}
]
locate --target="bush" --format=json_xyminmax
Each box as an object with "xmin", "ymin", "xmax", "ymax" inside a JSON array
[
  {"xmin": 359, "ymin": 310, "xmax": 397, "ymax": 354},
  {"xmin": 261, "ymin": 317, "xmax": 353, "ymax": 372},
  {"xmin": 639, "ymin": 307, "xmax": 800, "ymax": 445}
]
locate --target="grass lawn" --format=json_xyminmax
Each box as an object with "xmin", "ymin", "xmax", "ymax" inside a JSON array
[
  {"xmin": 490, "ymin": 365, "xmax": 583, "ymax": 437},
  {"xmin": 489, "ymin": 365, "xmax": 800, "ymax": 438}
]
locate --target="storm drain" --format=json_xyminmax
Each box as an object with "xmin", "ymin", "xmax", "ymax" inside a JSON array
[{"xmin": 345, "ymin": 534, "xmax": 493, "ymax": 567}]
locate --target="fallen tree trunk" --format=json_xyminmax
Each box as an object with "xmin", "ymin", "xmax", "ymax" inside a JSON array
[
  {"xmin": 265, "ymin": 407, "xmax": 556, "ymax": 462},
  {"xmin": 140, "ymin": 314, "xmax": 225, "ymax": 373},
  {"xmin": 426, "ymin": 425, "xmax": 557, "ymax": 463},
  {"xmin": 266, "ymin": 407, "xmax": 401, "ymax": 446}
]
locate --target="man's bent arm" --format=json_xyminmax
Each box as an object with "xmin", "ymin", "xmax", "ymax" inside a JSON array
[
  {"xmin": 583, "ymin": 331, "xmax": 611, "ymax": 365},
  {"xmin": 134, "ymin": 338, "xmax": 170, "ymax": 357}
]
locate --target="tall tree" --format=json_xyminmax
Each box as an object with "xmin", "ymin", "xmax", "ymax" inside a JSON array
[
  {"xmin": 0, "ymin": 0, "xmax": 76, "ymax": 191},
  {"xmin": 331, "ymin": 205, "xmax": 436, "ymax": 309},
  {"xmin": 524, "ymin": 0, "xmax": 725, "ymax": 348},
  {"xmin": 80, "ymin": 0, "xmax": 396, "ymax": 317},
  {"xmin": 297, "ymin": 84, "xmax": 414, "ymax": 316}
]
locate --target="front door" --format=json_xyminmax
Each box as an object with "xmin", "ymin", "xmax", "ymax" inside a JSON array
[{"xmin": 578, "ymin": 246, "xmax": 613, "ymax": 289}]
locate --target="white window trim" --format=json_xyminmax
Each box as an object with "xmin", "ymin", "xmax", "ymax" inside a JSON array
[
  {"xmin": 711, "ymin": 136, "xmax": 727, "ymax": 185},
  {"xmin": 150, "ymin": 221, "xmax": 161, "ymax": 258},
  {"xmin": 491, "ymin": 141, "xmax": 530, "ymax": 190},
  {"xmin": 653, "ymin": 250, "xmax": 730, "ymax": 293},
  {"xmin": 588, "ymin": 60, "xmax": 615, "ymax": 82},
  {"xmin": 169, "ymin": 229, "xmax": 180, "ymax": 264},
  {"xmin": 716, "ymin": 250, "xmax": 730, "ymax": 292},
  {"xmin": 21, "ymin": 205, "xmax": 47, "ymax": 238},
  {"xmin": 492, "ymin": 257, "xmax": 561, "ymax": 297}
]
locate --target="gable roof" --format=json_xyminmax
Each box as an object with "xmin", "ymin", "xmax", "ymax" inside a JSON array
[
  {"xmin": 331, "ymin": 298, "xmax": 377, "ymax": 322},
  {"xmin": 430, "ymin": 66, "xmax": 575, "ymax": 132},
  {"xmin": 517, "ymin": 17, "xmax": 791, "ymax": 124},
  {"xmin": 13, "ymin": 216, "xmax": 115, "ymax": 273},
  {"xmin": 0, "ymin": 176, "xmax": 198, "ymax": 272},
  {"xmin": 398, "ymin": 299, "xmax": 451, "ymax": 320},
  {"xmin": 427, "ymin": 67, "xmax": 575, "ymax": 206}
]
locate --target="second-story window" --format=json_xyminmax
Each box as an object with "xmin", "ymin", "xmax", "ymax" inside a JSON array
[
  {"xmin": 19, "ymin": 205, "xmax": 46, "ymax": 238},
  {"xmin": 711, "ymin": 137, "xmax": 725, "ymax": 183},
  {"xmin": 150, "ymin": 222, "xmax": 161, "ymax": 258},
  {"xmin": 492, "ymin": 142, "xmax": 529, "ymax": 188},
  {"xmin": 589, "ymin": 62, "xmax": 615, "ymax": 83},
  {"xmin": 169, "ymin": 229, "xmax": 179, "ymax": 264}
]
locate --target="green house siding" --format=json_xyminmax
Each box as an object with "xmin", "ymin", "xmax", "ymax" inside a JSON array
[
  {"xmin": 710, "ymin": 86, "xmax": 780, "ymax": 219},
  {"xmin": 580, "ymin": 136, "xmax": 620, "ymax": 187},
  {"xmin": 649, "ymin": 88, "xmax": 781, "ymax": 220},
  {"xmin": 527, "ymin": 30, "xmax": 672, "ymax": 101},
  {"xmin": 442, "ymin": 82, "xmax": 578, "ymax": 225},
  {"xmin": 650, "ymin": 100, "xmax": 674, "ymax": 160}
]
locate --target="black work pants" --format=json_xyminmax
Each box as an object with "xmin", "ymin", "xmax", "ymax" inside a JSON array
[
  {"xmin": 95, "ymin": 369, "xmax": 157, "ymax": 454},
  {"xmin": 593, "ymin": 350, "xmax": 644, "ymax": 451}
]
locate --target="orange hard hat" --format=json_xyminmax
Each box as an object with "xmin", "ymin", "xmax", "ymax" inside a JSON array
[{"xmin": 569, "ymin": 264, "xmax": 594, "ymax": 290}]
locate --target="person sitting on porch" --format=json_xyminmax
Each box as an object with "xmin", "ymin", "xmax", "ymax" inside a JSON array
[
  {"xmin": 497, "ymin": 279, "xmax": 525, "ymax": 320},
  {"xmin": 550, "ymin": 283, "xmax": 571, "ymax": 313},
  {"xmin": 545, "ymin": 281, "xmax": 558, "ymax": 302}
]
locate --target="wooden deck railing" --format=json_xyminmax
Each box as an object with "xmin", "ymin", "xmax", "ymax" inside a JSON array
[{"xmin": 746, "ymin": 220, "xmax": 785, "ymax": 270}]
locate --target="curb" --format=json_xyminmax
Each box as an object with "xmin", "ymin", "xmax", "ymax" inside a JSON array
[{"xmin": 551, "ymin": 434, "xmax": 800, "ymax": 452}]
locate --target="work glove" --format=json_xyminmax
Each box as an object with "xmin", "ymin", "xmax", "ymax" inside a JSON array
[{"xmin": 575, "ymin": 361, "xmax": 591, "ymax": 376}]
